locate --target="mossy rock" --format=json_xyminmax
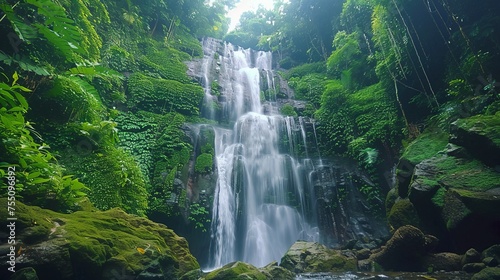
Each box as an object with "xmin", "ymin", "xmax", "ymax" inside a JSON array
[
  {"xmin": 0, "ymin": 199, "xmax": 199, "ymax": 280},
  {"xmin": 450, "ymin": 113, "xmax": 500, "ymax": 166},
  {"xmin": 280, "ymin": 241, "xmax": 357, "ymax": 273},
  {"xmin": 387, "ymin": 199, "xmax": 420, "ymax": 231},
  {"xmin": 471, "ymin": 267, "xmax": 500, "ymax": 280},
  {"xmin": 260, "ymin": 262, "xmax": 295, "ymax": 280},
  {"xmin": 204, "ymin": 262, "xmax": 267, "ymax": 280},
  {"xmin": 10, "ymin": 267, "xmax": 39, "ymax": 280},
  {"xmin": 401, "ymin": 132, "xmax": 449, "ymax": 165}
]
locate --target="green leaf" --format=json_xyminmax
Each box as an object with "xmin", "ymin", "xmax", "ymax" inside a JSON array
[
  {"xmin": 27, "ymin": 171, "xmax": 41, "ymax": 179},
  {"xmin": 18, "ymin": 158, "xmax": 28, "ymax": 169},
  {"xmin": 32, "ymin": 178, "xmax": 51, "ymax": 184},
  {"xmin": 14, "ymin": 92, "xmax": 28, "ymax": 110}
]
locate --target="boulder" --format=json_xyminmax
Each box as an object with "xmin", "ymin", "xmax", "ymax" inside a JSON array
[
  {"xmin": 472, "ymin": 267, "xmax": 500, "ymax": 280},
  {"xmin": 450, "ymin": 113, "xmax": 500, "ymax": 166},
  {"xmin": 421, "ymin": 252, "xmax": 462, "ymax": 272},
  {"xmin": 482, "ymin": 244, "xmax": 500, "ymax": 264},
  {"xmin": 204, "ymin": 262, "xmax": 267, "ymax": 280},
  {"xmin": 10, "ymin": 267, "xmax": 39, "ymax": 280},
  {"xmin": 370, "ymin": 225, "xmax": 428, "ymax": 271},
  {"xmin": 462, "ymin": 248, "xmax": 481, "ymax": 265},
  {"xmin": 482, "ymin": 257, "xmax": 498, "ymax": 267},
  {"xmin": 0, "ymin": 199, "xmax": 199, "ymax": 280},
  {"xmin": 463, "ymin": 263, "xmax": 486, "ymax": 273},
  {"xmin": 387, "ymin": 199, "xmax": 420, "ymax": 230},
  {"xmin": 260, "ymin": 262, "xmax": 295, "ymax": 280},
  {"xmin": 280, "ymin": 241, "xmax": 357, "ymax": 273}
]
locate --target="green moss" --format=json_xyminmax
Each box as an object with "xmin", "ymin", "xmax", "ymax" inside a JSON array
[
  {"xmin": 435, "ymin": 156, "xmax": 499, "ymax": 191},
  {"xmin": 431, "ymin": 187, "xmax": 446, "ymax": 207},
  {"xmin": 387, "ymin": 199, "xmax": 420, "ymax": 230},
  {"xmin": 0, "ymin": 199, "xmax": 199, "ymax": 279},
  {"xmin": 402, "ymin": 132, "xmax": 449, "ymax": 165},
  {"xmin": 205, "ymin": 262, "xmax": 267, "ymax": 280},
  {"xmin": 454, "ymin": 113, "xmax": 500, "ymax": 148}
]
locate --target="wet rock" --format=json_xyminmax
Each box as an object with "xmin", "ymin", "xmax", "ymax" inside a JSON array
[
  {"xmin": 179, "ymin": 269, "xmax": 203, "ymax": 280},
  {"xmin": 370, "ymin": 225, "xmax": 427, "ymax": 271},
  {"xmin": 280, "ymin": 241, "xmax": 357, "ymax": 273},
  {"xmin": 387, "ymin": 199, "xmax": 420, "ymax": 230},
  {"xmin": 421, "ymin": 252, "xmax": 462, "ymax": 272},
  {"xmin": 204, "ymin": 261, "xmax": 268, "ymax": 280},
  {"xmin": 482, "ymin": 257, "xmax": 498, "ymax": 267},
  {"xmin": 482, "ymin": 244, "xmax": 500, "ymax": 264},
  {"xmin": 356, "ymin": 248, "xmax": 371, "ymax": 260},
  {"xmin": 10, "ymin": 267, "xmax": 39, "ymax": 280},
  {"xmin": 463, "ymin": 262, "xmax": 486, "ymax": 273},
  {"xmin": 471, "ymin": 267, "xmax": 500, "ymax": 280},
  {"xmin": 260, "ymin": 262, "xmax": 295, "ymax": 280},
  {"xmin": 462, "ymin": 248, "xmax": 481, "ymax": 265}
]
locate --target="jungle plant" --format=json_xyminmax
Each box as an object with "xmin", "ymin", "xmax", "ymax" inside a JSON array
[
  {"xmin": 188, "ymin": 203, "xmax": 211, "ymax": 232},
  {"xmin": 0, "ymin": 72, "xmax": 87, "ymax": 211}
]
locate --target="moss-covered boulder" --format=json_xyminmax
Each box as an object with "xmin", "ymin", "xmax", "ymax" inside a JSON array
[
  {"xmin": 10, "ymin": 267, "xmax": 39, "ymax": 280},
  {"xmin": 280, "ymin": 241, "xmax": 357, "ymax": 273},
  {"xmin": 450, "ymin": 113, "xmax": 500, "ymax": 166},
  {"xmin": 260, "ymin": 262, "xmax": 295, "ymax": 280},
  {"xmin": 0, "ymin": 199, "xmax": 199, "ymax": 280},
  {"xmin": 370, "ymin": 225, "xmax": 429, "ymax": 271},
  {"xmin": 396, "ymin": 132, "xmax": 449, "ymax": 198},
  {"xmin": 387, "ymin": 199, "xmax": 420, "ymax": 230},
  {"xmin": 421, "ymin": 252, "xmax": 462, "ymax": 272},
  {"xmin": 471, "ymin": 267, "xmax": 500, "ymax": 280},
  {"xmin": 203, "ymin": 261, "xmax": 268, "ymax": 280}
]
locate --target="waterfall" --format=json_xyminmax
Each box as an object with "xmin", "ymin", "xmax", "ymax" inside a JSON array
[
  {"xmin": 195, "ymin": 38, "xmax": 318, "ymax": 268},
  {"xmin": 185, "ymin": 38, "xmax": 389, "ymax": 270}
]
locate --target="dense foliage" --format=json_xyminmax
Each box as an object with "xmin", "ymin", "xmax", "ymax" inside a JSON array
[{"xmin": 0, "ymin": 0, "xmax": 233, "ymax": 218}]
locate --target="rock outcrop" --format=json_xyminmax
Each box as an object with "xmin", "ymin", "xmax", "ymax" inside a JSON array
[
  {"xmin": 280, "ymin": 241, "xmax": 357, "ymax": 273},
  {"xmin": 387, "ymin": 113, "xmax": 500, "ymax": 252},
  {"xmin": 0, "ymin": 199, "xmax": 199, "ymax": 280}
]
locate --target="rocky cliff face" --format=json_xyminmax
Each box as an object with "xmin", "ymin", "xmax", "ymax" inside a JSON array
[{"xmin": 387, "ymin": 112, "xmax": 500, "ymax": 252}]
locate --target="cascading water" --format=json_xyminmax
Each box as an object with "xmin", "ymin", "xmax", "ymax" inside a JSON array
[
  {"xmin": 195, "ymin": 38, "xmax": 318, "ymax": 268},
  {"xmin": 186, "ymin": 38, "xmax": 389, "ymax": 270}
]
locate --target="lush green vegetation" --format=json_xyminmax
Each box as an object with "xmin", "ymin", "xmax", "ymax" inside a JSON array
[{"xmin": 0, "ymin": 0, "xmax": 231, "ymax": 218}]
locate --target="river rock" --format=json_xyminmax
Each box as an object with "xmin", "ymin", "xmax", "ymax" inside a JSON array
[
  {"xmin": 280, "ymin": 241, "xmax": 357, "ymax": 273},
  {"xmin": 203, "ymin": 261, "xmax": 268, "ymax": 280},
  {"xmin": 370, "ymin": 225, "xmax": 428, "ymax": 271},
  {"xmin": 471, "ymin": 267, "xmax": 500, "ymax": 280},
  {"xmin": 463, "ymin": 262, "xmax": 486, "ymax": 273},
  {"xmin": 482, "ymin": 244, "xmax": 500, "ymax": 264},
  {"xmin": 482, "ymin": 257, "xmax": 498, "ymax": 267},
  {"xmin": 462, "ymin": 248, "xmax": 481, "ymax": 265},
  {"xmin": 260, "ymin": 262, "xmax": 295, "ymax": 280},
  {"xmin": 421, "ymin": 252, "xmax": 462, "ymax": 272},
  {"xmin": 10, "ymin": 267, "xmax": 39, "ymax": 280},
  {"xmin": 0, "ymin": 199, "xmax": 199, "ymax": 280}
]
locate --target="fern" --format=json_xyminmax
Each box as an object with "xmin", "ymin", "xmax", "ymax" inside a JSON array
[
  {"xmin": 0, "ymin": 52, "xmax": 51, "ymax": 76},
  {"xmin": 26, "ymin": 0, "xmax": 84, "ymax": 60},
  {"xmin": 0, "ymin": 2, "xmax": 38, "ymax": 42}
]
